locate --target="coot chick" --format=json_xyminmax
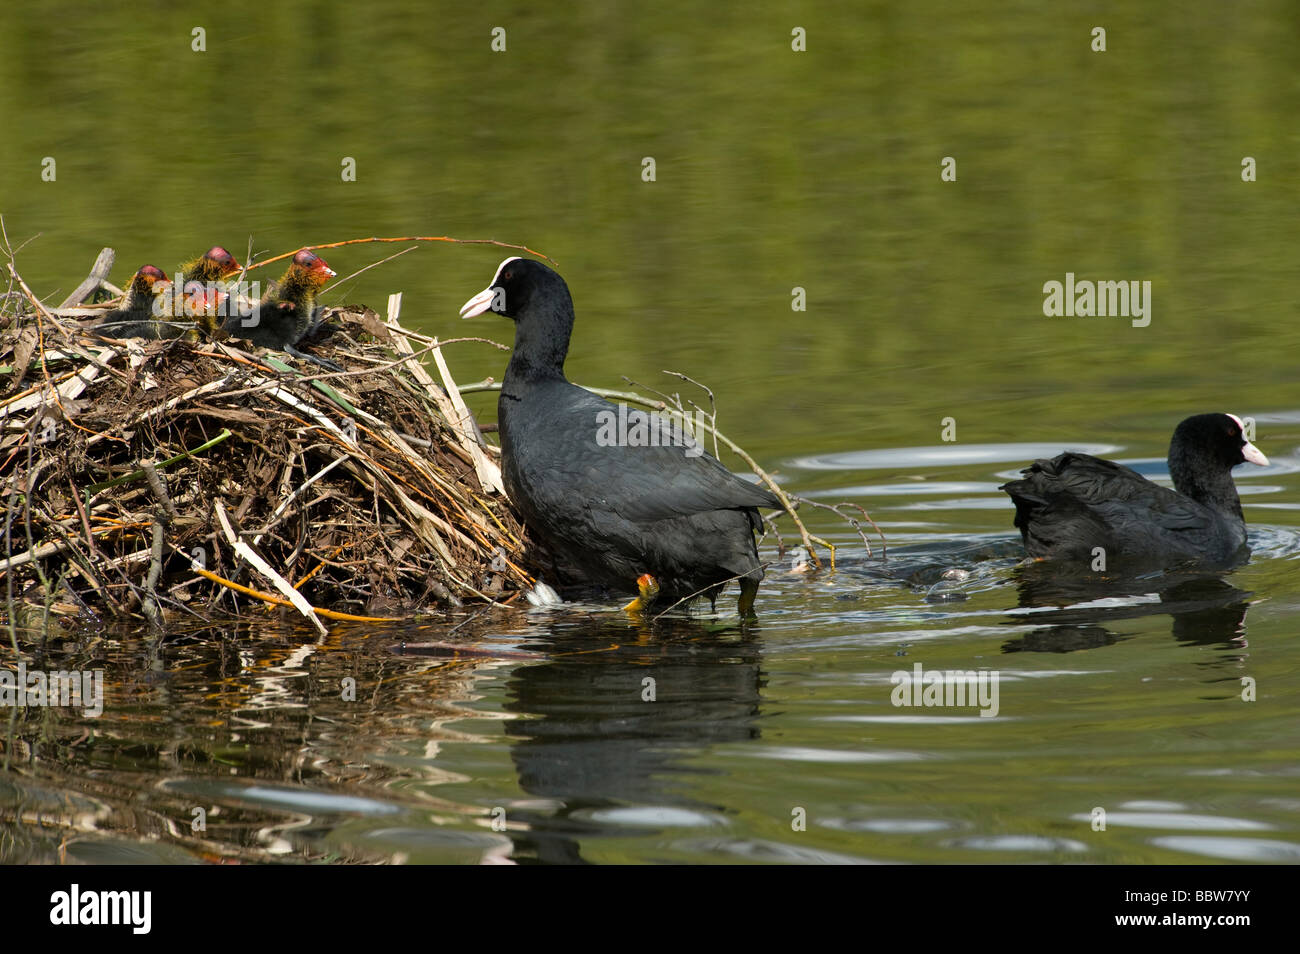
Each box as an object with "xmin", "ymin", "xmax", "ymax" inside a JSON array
[
  {"xmin": 182, "ymin": 245, "xmax": 242, "ymax": 286},
  {"xmin": 460, "ymin": 257, "xmax": 781, "ymax": 616},
  {"xmin": 1001, "ymin": 413, "xmax": 1268, "ymax": 570},
  {"xmin": 222, "ymin": 249, "xmax": 338, "ymax": 368},
  {"xmin": 94, "ymin": 250, "xmax": 242, "ymax": 337},
  {"xmin": 181, "ymin": 245, "xmax": 242, "ymax": 331},
  {"xmin": 89, "ymin": 265, "xmax": 186, "ymax": 339}
]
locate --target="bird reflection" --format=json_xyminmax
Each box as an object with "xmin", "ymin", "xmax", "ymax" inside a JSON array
[
  {"xmin": 497, "ymin": 613, "xmax": 763, "ymax": 863},
  {"xmin": 1002, "ymin": 562, "xmax": 1251, "ymax": 652}
]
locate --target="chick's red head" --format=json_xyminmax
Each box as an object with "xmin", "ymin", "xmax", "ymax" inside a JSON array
[{"xmin": 292, "ymin": 249, "xmax": 336, "ymax": 286}]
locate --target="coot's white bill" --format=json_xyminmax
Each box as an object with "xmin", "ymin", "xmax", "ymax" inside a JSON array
[
  {"xmin": 1241, "ymin": 442, "xmax": 1268, "ymax": 467},
  {"xmin": 459, "ymin": 256, "xmax": 522, "ymax": 318},
  {"xmin": 1227, "ymin": 413, "xmax": 1268, "ymax": 466}
]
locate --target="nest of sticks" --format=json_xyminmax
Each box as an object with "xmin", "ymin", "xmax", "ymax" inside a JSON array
[
  {"xmin": 0, "ymin": 240, "xmax": 879, "ymax": 637},
  {"xmin": 1, "ymin": 245, "xmax": 537, "ymax": 634}
]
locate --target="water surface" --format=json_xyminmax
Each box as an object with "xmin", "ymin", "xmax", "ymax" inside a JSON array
[{"xmin": 4, "ymin": 431, "xmax": 1298, "ymax": 864}]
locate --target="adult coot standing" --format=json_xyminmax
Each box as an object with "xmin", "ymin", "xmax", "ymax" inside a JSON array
[
  {"xmin": 460, "ymin": 257, "xmax": 781, "ymax": 616},
  {"xmin": 1001, "ymin": 413, "xmax": 1268, "ymax": 570}
]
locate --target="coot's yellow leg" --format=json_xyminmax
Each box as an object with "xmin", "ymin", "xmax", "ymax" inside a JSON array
[{"xmin": 622, "ymin": 573, "xmax": 660, "ymax": 614}]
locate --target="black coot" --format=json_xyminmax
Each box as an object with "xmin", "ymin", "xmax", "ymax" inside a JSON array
[
  {"xmin": 1000, "ymin": 413, "xmax": 1268, "ymax": 569},
  {"xmin": 460, "ymin": 258, "xmax": 781, "ymax": 615}
]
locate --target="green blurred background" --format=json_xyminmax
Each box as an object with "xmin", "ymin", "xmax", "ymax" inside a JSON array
[{"xmin": 1, "ymin": 0, "xmax": 1297, "ymax": 460}]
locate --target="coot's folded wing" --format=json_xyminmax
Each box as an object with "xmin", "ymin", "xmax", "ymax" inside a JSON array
[
  {"xmin": 1002, "ymin": 452, "xmax": 1213, "ymax": 534},
  {"xmin": 522, "ymin": 388, "xmax": 781, "ymax": 522}
]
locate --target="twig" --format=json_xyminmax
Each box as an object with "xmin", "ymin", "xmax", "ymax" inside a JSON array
[
  {"xmin": 793, "ymin": 499, "xmax": 887, "ymax": 559},
  {"xmin": 59, "ymin": 248, "xmax": 116, "ymax": 308},
  {"xmin": 650, "ymin": 562, "xmax": 774, "ymax": 620},
  {"xmin": 420, "ymin": 313, "xmax": 506, "ymax": 495},
  {"xmin": 85, "ymin": 429, "xmax": 233, "ymax": 494},
  {"xmin": 251, "ymin": 455, "xmax": 346, "ymax": 548},
  {"xmin": 212, "ymin": 501, "xmax": 328, "ymax": 635},
  {"xmin": 660, "ymin": 369, "xmax": 719, "ymax": 459},
  {"xmin": 140, "ymin": 519, "xmax": 165, "ymax": 632},
  {"xmin": 190, "ymin": 567, "xmax": 400, "ymax": 623},
  {"xmin": 140, "ymin": 460, "xmax": 179, "ymax": 522},
  {"xmin": 246, "ymin": 236, "xmax": 559, "ymax": 272},
  {"xmin": 327, "ymin": 245, "xmax": 418, "ymax": 294}
]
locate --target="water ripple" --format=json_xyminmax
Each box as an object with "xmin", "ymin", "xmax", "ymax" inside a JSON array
[
  {"xmin": 1151, "ymin": 836, "xmax": 1300, "ymax": 862},
  {"xmin": 788, "ymin": 443, "xmax": 1121, "ymax": 471}
]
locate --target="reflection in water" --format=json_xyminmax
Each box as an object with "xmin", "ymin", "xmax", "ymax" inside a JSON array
[
  {"xmin": 500, "ymin": 616, "xmax": 762, "ymax": 864},
  {"xmin": 0, "ymin": 441, "xmax": 1293, "ymax": 864},
  {"xmin": 1003, "ymin": 564, "xmax": 1251, "ymax": 653},
  {"xmin": 0, "ymin": 619, "xmax": 523, "ymax": 864}
]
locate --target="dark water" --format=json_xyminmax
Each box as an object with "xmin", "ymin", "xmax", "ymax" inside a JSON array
[{"xmin": 2, "ymin": 2, "xmax": 1300, "ymax": 864}]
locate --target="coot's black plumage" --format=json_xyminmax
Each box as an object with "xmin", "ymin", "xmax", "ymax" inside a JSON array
[
  {"xmin": 1000, "ymin": 413, "xmax": 1268, "ymax": 569},
  {"xmin": 460, "ymin": 257, "xmax": 780, "ymax": 615}
]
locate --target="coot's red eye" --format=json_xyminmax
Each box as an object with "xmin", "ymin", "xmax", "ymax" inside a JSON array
[{"xmin": 503, "ymin": 271, "xmax": 513, "ymax": 281}]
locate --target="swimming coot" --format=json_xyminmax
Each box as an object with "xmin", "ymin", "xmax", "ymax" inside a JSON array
[
  {"xmin": 459, "ymin": 257, "xmax": 781, "ymax": 616},
  {"xmin": 1000, "ymin": 413, "xmax": 1268, "ymax": 569}
]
